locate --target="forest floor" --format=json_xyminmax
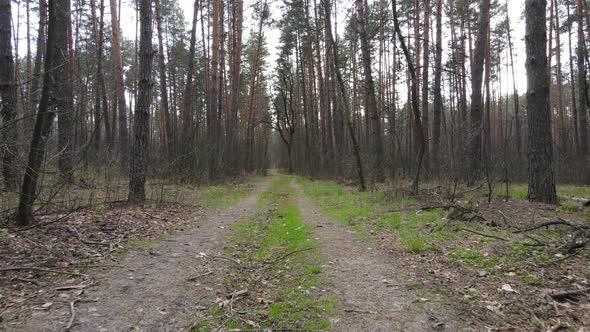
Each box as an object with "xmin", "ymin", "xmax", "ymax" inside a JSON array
[{"xmin": 0, "ymin": 175, "xmax": 589, "ymax": 331}]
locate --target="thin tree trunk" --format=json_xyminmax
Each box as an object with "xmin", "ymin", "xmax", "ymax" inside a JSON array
[
  {"xmin": 356, "ymin": 0, "xmax": 384, "ymax": 183},
  {"xmin": 432, "ymin": 0, "xmax": 443, "ymax": 175},
  {"xmin": 0, "ymin": 0, "xmax": 19, "ymax": 190},
  {"xmin": 421, "ymin": 0, "xmax": 431, "ymax": 174},
  {"xmin": 110, "ymin": 0, "xmax": 129, "ymax": 169},
  {"xmin": 393, "ymin": 0, "xmax": 425, "ymax": 193},
  {"xmin": 16, "ymin": 0, "xmax": 70, "ymax": 225},
  {"xmin": 576, "ymin": 0, "xmax": 589, "ymax": 156},
  {"xmin": 227, "ymin": 0, "xmax": 242, "ymax": 175},
  {"xmin": 154, "ymin": 0, "xmax": 175, "ymax": 160},
  {"xmin": 467, "ymin": 0, "xmax": 491, "ymax": 186}
]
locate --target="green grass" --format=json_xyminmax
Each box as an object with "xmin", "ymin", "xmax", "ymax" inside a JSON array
[
  {"xmin": 448, "ymin": 248, "xmax": 499, "ymax": 269},
  {"xmin": 193, "ymin": 176, "xmax": 335, "ymax": 331},
  {"xmin": 196, "ymin": 185, "xmax": 252, "ymax": 208},
  {"xmin": 297, "ymin": 178, "xmax": 455, "ymax": 253}
]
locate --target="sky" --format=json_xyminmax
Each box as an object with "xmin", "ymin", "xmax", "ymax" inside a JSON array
[{"xmin": 11, "ymin": 0, "xmax": 528, "ymax": 95}]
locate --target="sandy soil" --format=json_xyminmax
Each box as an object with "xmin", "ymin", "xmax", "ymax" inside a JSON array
[
  {"xmin": 293, "ymin": 183, "xmax": 473, "ymax": 332},
  {"xmin": 10, "ymin": 180, "xmax": 269, "ymax": 332}
]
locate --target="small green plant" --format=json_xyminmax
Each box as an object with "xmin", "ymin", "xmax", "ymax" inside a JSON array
[
  {"xmin": 0, "ymin": 228, "xmax": 8, "ymax": 237},
  {"xmin": 449, "ymin": 248, "xmax": 498, "ymax": 269}
]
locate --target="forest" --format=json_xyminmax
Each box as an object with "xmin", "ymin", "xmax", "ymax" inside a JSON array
[{"xmin": 1, "ymin": 0, "xmax": 590, "ymax": 330}]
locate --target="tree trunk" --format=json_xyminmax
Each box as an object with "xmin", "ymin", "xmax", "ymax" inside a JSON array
[
  {"xmin": 566, "ymin": 1, "xmax": 579, "ymax": 153},
  {"xmin": 432, "ymin": 0, "xmax": 443, "ymax": 175},
  {"xmin": 325, "ymin": 4, "xmax": 366, "ymax": 191},
  {"xmin": 552, "ymin": 0, "xmax": 566, "ymax": 149},
  {"xmin": 467, "ymin": 0, "xmax": 491, "ymax": 186},
  {"xmin": 393, "ymin": 0, "xmax": 425, "ymax": 193},
  {"xmin": 110, "ymin": 0, "xmax": 129, "ymax": 169},
  {"xmin": 128, "ymin": 0, "xmax": 154, "ymax": 203},
  {"xmin": 576, "ymin": 0, "xmax": 589, "ymax": 156},
  {"xmin": 525, "ymin": 0, "xmax": 557, "ymax": 204},
  {"xmin": 208, "ymin": 0, "xmax": 222, "ymax": 180},
  {"xmin": 16, "ymin": 0, "xmax": 70, "ymax": 225},
  {"xmin": 421, "ymin": 0, "xmax": 431, "ymax": 175},
  {"xmin": 356, "ymin": 0, "xmax": 384, "ymax": 183},
  {"xmin": 227, "ymin": 0, "xmax": 243, "ymax": 175},
  {"xmin": 154, "ymin": 0, "xmax": 175, "ymax": 160},
  {"xmin": 0, "ymin": 0, "xmax": 19, "ymax": 190},
  {"xmin": 56, "ymin": 0, "xmax": 74, "ymax": 183}
]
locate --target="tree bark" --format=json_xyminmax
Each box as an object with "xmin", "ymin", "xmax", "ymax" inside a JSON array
[
  {"xmin": 128, "ymin": 0, "xmax": 154, "ymax": 203},
  {"xmin": 467, "ymin": 0, "xmax": 491, "ymax": 186},
  {"xmin": 421, "ymin": 0, "xmax": 431, "ymax": 174},
  {"xmin": 0, "ymin": 0, "xmax": 19, "ymax": 190},
  {"xmin": 576, "ymin": 0, "xmax": 589, "ymax": 156},
  {"xmin": 432, "ymin": 0, "xmax": 443, "ymax": 175},
  {"xmin": 227, "ymin": 0, "xmax": 243, "ymax": 175},
  {"xmin": 110, "ymin": 0, "xmax": 129, "ymax": 169},
  {"xmin": 208, "ymin": 0, "xmax": 222, "ymax": 180},
  {"xmin": 525, "ymin": 0, "xmax": 557, "ymax": 204},
  {"xmin": 16, "ymin": 0, "xmax": 70, "ymax": 225}
]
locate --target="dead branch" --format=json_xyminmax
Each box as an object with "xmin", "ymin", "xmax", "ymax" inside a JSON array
[
  {"xmin": 460, "ymin": 228, "xmax": 509, "ymax": 241},
  {"xmin": 513, "ymin": 219, "xmax": 589, "ymax": 234},
  {"xmin": 0, "ymin": 267, "xmax": 88, "ymax": 277},
  {"xmin": 275, "ymin": 247, "xmax": 315, "ymax": 262},
  {"xmin": 226, "ymin": 289, "xmax": 248, "ymax": 299},
  {"xmin": 549, "ymin": 287, "xmax": 590, "ymax": 301},
  {"xmin": 498, "ymin": 210, "xmax": 513, "ymax": 225},
  {"xmin": 65, "ymin": 299, "xmax": 78, "ymax": 331},
  {"xmin": 187, "ymin": 270, "xmax": 212, "ymax": 281}
]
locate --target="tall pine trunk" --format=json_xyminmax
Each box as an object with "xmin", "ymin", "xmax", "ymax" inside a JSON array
[
  {"xmin": 525, "ymin": 0, "xmax": 557, "ymax": 203},
  {"xmin": 110, "ymin": 0, "xmax": 129, "ymax": 169},
  {"xmin": 128, "ymin": 0, "xmax": 154, "ymax": 203},
  {"xmin": 467, "ymin": 0, "xmax": 491, "ymax": 186},
  {"xmin": 0, "ymin": 0, "xmax": 19, "ymax": 190}
]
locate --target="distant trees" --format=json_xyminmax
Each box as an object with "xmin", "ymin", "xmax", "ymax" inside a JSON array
[{"xmin": 7, "ymin": 0, "xmax": 590, "ymax": 225}]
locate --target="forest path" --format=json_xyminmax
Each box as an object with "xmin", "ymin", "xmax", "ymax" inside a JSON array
[
  {"xmin": 293, "ymin": 182, "xmax": 469, "ymax": 332},
  {"xmin": 17, "ymin": 179, "xmax": 270, "ymax": 332}
]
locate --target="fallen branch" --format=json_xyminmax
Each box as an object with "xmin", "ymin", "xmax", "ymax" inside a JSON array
[
  {"xmin": 344, "ymin": 308, "xmax": 376, "ymax": 314},
  {"xmin": 65, "ymin": 299, "xmax": 78, "ymax": 331},
  {"xmin": 498, "ymin": 210, "xmax": 513, "ymax": 225},
  {"xmin": 226, "ymin": 289, "xmax": 248, "ymax": 299},
  {"xmin": 187, "ymin": 270, "xmax": 212, "ymax": 282},
  {"xmin": 549, "ymin": 287, "xmax": 590, "ymax": 301},
  {"xmin": 275, "ymin": 247, "xmax": 315, "ymax": 262},
  {"xmin": 0, "ymin": 267, "xmax": 88, "ymax": 277},
  {"xmin": 55, "ymin": 285, "xmax": 88, "ymax": 291},
  {"xmin": 460, "ymin": 228, "xmax": 509, "ymax": 241},
  {"xmin": 514, "ymin": 219, "xmax": 589, "ymax": 234}
]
